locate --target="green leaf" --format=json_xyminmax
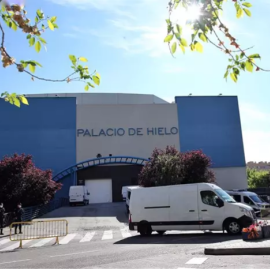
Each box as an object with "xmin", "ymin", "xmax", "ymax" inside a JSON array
[
  {"xmin": 224, "ymin": 70, "xmax": 229, "ymax": 79},
  {"xmin": 199, "ymin": 33, "xmax": 207, "ymax": 42},
  {"xmin": 13, "ymin": 97, "xmax": 20, "ymax": 107},
  {"xmin": 26, "ymin": 61, "xmax": 42, "ymax": 68},
  {"xmin": 240, "ymin": 62, "xmax": 246, "ymax": 70},
  {"xmin": 171, "ymin": 42, "xmax": 177, "ymax": 54},
  {"xmin": 36, "ymin": 9, "xmax": 44, "ymax": 19},
  {"xmin": 19, "ymin": 96, "xmax": 29, "ymax": 105},
  {"xmin": 180, "ymin": 38, "xmax": 188, "ymax": 47},
  {"xmin": 233, "ymin": 67, "xmax": 240, "ymax": 75},
  {"xmin": 176, "ymin": 24, "xmax": 182, "ymax": 35},
  {"xmin": 39, "ymin": 37, "xmax": 47, "ymax": 45},
  {"xmin": 48, "ymin": 20, "xmax": 54, "ymax": 31},
  {"xmin": 92, "ymin": 75, "xmax": 100, "ymax": 85},
  {"xmin": 29, "ymin": 64, "xmax": 36, "ymax": 73},
  {"xmin": 240, "ymin": 52, "xmax": 245, "ymax": 59},
  {"xmin": 85, "ymin": 85, "xmax": 89, "ymax": 91},
  {"xmin": 11, "ymin": 21, "xmax": 17, "ymax": 31},
  {"xmin": 191, "ymin": 30, "xmax": 198, "ymax": 42},
  {"xmin": 164, "ymin": 34, "xmax": 173, "ymax": 42},
  {"xmin": 79, "ymin": 57, "xmax": 88, "ymax": 62},
  {"xmin": 27, "ymin": 34, "xmax": 31, "ymax": 39},
  {"xmin": 243, "ymin": 8, "xmax": 251, "ymax": 17},
  {"xmin": 190, "ymin": 43, "xmax": 196, "ymax": 51},
  {"xmin": 96, "ymin": 72, "xmax": 101, "ymax": 79},
  {"xmin": 179, "ymin": 44, "xmax": 185, "ymax": 54},
  {"xmin": 245, "ymin": 61, "xmax": 253, "ymax": 72},
  {"xmin": 237, "ymin": 8, "xmax": 243, "ymax": 18},
  {"xmin": 53, "ymin": 23, "xmax": 59, "ymax": 29},
  {"xmin": 29, "ymin": 37, "xmax": 35, "ymax": 47},
  {"xmin": 69, "ymin": 55, "xmax": 77, "ymax": 65},
  {"xmin": 35, "ymin": 41, "xmax": 41, "ymax": 53},
  {"xmin": 50, "ymin": 16, "xmax": 57, "ymax": 23},
  {"xmin": 242, "ymin": 2, "xmax": 252, "ymax": 7},
  {"xmin": 230, "ymin": 72, "xmax": 237, "ymax": 83},
  {"xmin": 1, "ymin": 4, "xmax": 6, "ymax": 12},
  {"xmin": 249, "ymin": 54, "xmax": 261, "ymax": 59},
  {"xmin": 195, "ymin": 41, "xmax": 203, "ymax": 53},
  {"xmin": 87, "ymin": 82, "xmax": 95, "ymax": 88}
]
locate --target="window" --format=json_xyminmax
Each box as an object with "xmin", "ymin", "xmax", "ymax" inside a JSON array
[
  {"xmin": 201, "ymin": 191, "xmax": 219, "ymax": 207},
  {"xmin": 127, "ymin": 191, "xmax": 131, "ymax": 200},
  {"xmin": 244, "ymin": 196, "xmax": 254, "ymax": 205},
  {"xmin": 215, "ymin": 189, "xmax": 235, "ymax": 203},
  {"xmin": 250, "ymin": 195, "xmax": 263, "ymax": 203},
  {"xmin": 232, "ymin": 195, "xmax": 241, "ymax": 202}
]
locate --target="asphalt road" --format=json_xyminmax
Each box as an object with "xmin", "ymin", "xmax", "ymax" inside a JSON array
[{"xmin": 1, "ymin": 203, "xmax": 270, "ymax": 269}]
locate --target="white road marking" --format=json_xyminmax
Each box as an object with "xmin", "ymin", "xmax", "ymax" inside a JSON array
[
  {"xmin": 0, "ymin": 238, "xmax": 10, "ymax": 246},
  {"xmin": 80, "ymin": 232, "xmax": 95, "ymax": 243},
  {"xmin": 50, "ymin": 250, "xmax": 100, "ymax": 258},
  {"xmin": 185, "ymin": 257, "xmax": 208, "ymax": 265},
  {"xmin": 102, "ymin": 230, "xmax": 113, "ymax": 240},
  {"xmin": 0, "ymin": 259, "xmax": 31, "ymax": 265},
  {"xmin": 59, "ymin": 234, "xmax": 76, "ymax": 245},
  {"xmin": 30, "ymin": 238, "xmax": 54, "ymax": 247},
  {"xmin": 120, "ymin": 228, "xmax": 132, "ymax": 238},
  {"xmin": 0, "ymin": 240, "xmax": 32, "ymax": 252}
]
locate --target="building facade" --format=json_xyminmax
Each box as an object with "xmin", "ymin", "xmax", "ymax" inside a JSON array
[{"xmin": 0, "ymin": 93, "xmax": 247, "ymax": 203}]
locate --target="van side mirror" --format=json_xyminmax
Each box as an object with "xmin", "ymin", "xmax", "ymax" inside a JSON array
[
  {"xmin": 87, "ymin": 192, "xmax": 90, "ymax": 195},
  {"xmin": 216, "ymin": 198, "xmax": 224, "ymax": 208}
]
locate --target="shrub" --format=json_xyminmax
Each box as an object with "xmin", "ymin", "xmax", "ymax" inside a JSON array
[
  {"xmin": 138, "ymin": 146, "xmax": 215, "ymax": 187},
  {"xmin": 0, "ymin": 154, "xmax": 62, "ymax": 211}
]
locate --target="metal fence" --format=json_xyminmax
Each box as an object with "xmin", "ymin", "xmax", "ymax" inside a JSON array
[
  {"xmin": 9, "ymin": 220, "xmax": 68, "ymax": 248},
  {"xmin": 3, "ymin": 197, "xmax": 69, "ymax": 228}
]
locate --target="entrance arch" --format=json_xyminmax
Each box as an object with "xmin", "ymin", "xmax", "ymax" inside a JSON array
[{"xmin": 53, "ymin": 156, "xmax": 149, "ymax": 182}]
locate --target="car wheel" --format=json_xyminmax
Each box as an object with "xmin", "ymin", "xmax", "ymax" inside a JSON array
[
  {"xmin": 225, "ymin": 219, "xmax": 241, "ymax": 235},
  {"xmin": 157, "ymin": 230, "xmax": 166, "ymax": 235},
  {"xmin": 139, "ymin": 222, "xmax": 152, "ymax": 236}
]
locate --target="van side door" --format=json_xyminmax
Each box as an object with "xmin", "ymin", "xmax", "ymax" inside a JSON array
[
  {"xmin": 169, "ymin": 185, "xmax": 200, "ymax": 230},
  {"xmin": 198, "ymin": 189, "xmax": 225, "ymax": 231}
]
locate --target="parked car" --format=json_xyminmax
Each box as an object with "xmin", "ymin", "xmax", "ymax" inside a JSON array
[
  {"xmin": 129, "ymin": 183, "xmax": 255, "ymax": 236},
  {"xmin": 226, "ymin": 190, "xmax": 270, "ymax": 217},
  {"xmin": 69, "ymin": 186, "xmax": 90, "ymax": 206}
]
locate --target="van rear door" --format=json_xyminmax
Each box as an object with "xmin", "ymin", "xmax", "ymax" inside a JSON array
[{"xmin": 169, "ymin": 185, "xmax": 200, "ymax": 230}]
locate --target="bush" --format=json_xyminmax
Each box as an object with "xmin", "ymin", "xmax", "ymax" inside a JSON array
[
  {"xmin": 0, "ymin": 154, "xmax": 62, "ymax": 211},
  {"xmin": 138, "ymin": 146, "xmax": 215, "ymax": 187},
  {"xmin": 247, "ymin": 168, "xmax": 270, "ymax": 188}
]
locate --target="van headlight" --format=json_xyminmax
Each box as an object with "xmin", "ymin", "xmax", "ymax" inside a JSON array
[{"xmin": 239, "ymin": 207, "xmax": 252, "ymax": 217}]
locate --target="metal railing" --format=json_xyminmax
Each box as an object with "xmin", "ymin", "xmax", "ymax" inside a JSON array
[
  {"xmin": 3, "ymin": 197, "xmax": 69, "ymax": 228},
  {"xmin": 9, "ymin": 220, "xmax": 68, "ymax": 248}
]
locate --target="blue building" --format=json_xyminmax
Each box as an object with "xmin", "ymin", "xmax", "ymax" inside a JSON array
[{"xmin": 0, "ymin": 93, "xmax": 246, "ymax": 203}]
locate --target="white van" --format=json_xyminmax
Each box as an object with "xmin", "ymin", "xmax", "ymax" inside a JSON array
[
  {"xmin": 126, "ymin": 186, "xmax": 141, "ymax": 214},
  {"xmin": 69, "ymin": 186, "xmax": 90, "ymax": 206},
  {"xmin": 227, "ymin": 190, "xmax": 270, "ymax": 216},
  {"xmin": 122, "ymin": 185, "xmax": 139, "ymax": 201},
  {"xmin": 129, "ymin": 183, "xmax": 255, "ymax": 236}
]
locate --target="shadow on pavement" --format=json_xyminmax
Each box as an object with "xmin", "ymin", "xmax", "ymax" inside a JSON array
[
  {"xmin": 114, "ymin": 233, "xmax": 241, "ymax": 245},
  {"xmin": 39, "ymin": 202, "xmax": 128, "ymax": 224}
]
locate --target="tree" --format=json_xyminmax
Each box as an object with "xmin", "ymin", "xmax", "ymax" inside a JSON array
[
  {"xmin": 165, "ymin": 0, "xmax": 270, "ymax": 82},
  {"xmin": 247, "ymin": 168, "xmax": 270, "ymax": 188},
  {"xmin": 138, "ymin": 146, "xmax": 215, "ymax": 187},
  {"xmin": 0, "ymin": 0, "xmax": 100, "ymax": 107},
  {"xmin": 0, "ymin": 153, "xmax": 62, "ymax": 211}
]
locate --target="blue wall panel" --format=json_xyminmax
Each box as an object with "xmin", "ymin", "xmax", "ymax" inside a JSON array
[
  {"xmin": 175, "ymin": 96, "xmax": 245, "ymax": 168},
  {"xmin": 0, "ymin": 98, "xmax": 76, "ymax": 176}
]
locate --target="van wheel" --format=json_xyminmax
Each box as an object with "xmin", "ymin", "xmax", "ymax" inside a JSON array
[
  {"xmin": 225, "ymin": 219, "xmax": 241, "ymax": 235},
  {"xmin": 139, "ymin": 222, "xmax": 152, "ymax": 236},
  {"xmin": 157, "ymin": 231, "xmax": 166, "ymax": 235}
]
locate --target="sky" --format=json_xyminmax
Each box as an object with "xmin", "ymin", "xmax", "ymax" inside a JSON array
[{"xmin": 1, "ymin": 0, "xmax": 270, "ymax": 162}]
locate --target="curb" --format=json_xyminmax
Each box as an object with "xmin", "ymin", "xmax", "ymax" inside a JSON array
[{"xmin": 205, "ymin": 247, "xmax": 270, "ymax": 255}]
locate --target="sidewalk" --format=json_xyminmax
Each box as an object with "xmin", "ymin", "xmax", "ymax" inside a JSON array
[{"xmin": 205, "ymin": 238, "xmax": 270, "ymax": 255}]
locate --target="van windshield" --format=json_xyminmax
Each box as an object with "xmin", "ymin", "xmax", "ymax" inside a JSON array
[
  {"xmin": 250, "ymin": 195, "xmax": 263, "ymax": 203},
  {"xmin": 215, "ymin": 189, "xmax": 236, "ymax": 203}
]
